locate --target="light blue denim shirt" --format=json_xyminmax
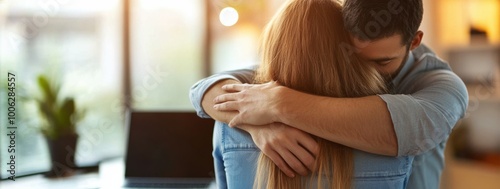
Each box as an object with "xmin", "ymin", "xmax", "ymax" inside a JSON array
[{"xmin": 189, "ymin": 45, "xmax": 469, "ymax": 189}]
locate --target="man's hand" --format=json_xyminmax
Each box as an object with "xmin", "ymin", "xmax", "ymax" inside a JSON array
[
  {"xmin": 213, "ymin": 82, "xmax": 285, "ymax": 127},
  {"xmin": 239, "ymin": 123, "xmax": 319, "ymax": 178}
]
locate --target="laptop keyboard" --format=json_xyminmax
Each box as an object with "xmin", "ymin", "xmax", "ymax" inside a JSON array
[{"xmin": 127, "ymin": 182, "xmax": 211, "ymax": 188}]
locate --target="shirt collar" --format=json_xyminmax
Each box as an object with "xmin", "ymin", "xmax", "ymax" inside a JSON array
[{"xmin": 391, "ymin": 52, "xmax": 415, "ymax": 87}]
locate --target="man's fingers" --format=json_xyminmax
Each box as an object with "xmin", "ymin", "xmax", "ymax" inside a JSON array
[
  {"xmin": 292, "ymin": 130, "xmax": 319, "ymax": 172},
  {"xmin": 288, "ymin": 142, "xmax": 317, "ymax": 172},
  {"xmin": 228, "ymin": 114, "xmax": 244, "ymax": 127},
  {"xmin": 222, "ymin": 83, "xmax": 252, "ymax": 92},
  {"xmin": 274, "ymin": 145, "xmax": 309, "ymax": 176},
  {"xmin": 213, "ymin": 102, "xmax": 239, "ymax": 111},
  {"xmin": 263, "ymin": 149, "xmax": 295, "ymax": 178},
  {"xmin": 299, "ymin": 137, "xmax": 319, "ymax": 157},
  {"xmin": 213, "ymin": 93, "xmax": 239, "ymax": 103}
]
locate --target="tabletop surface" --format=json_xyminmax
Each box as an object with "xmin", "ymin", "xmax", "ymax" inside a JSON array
[{"xmin": 0, "ymin": 158, "xmax": 217, "ymax": 189}]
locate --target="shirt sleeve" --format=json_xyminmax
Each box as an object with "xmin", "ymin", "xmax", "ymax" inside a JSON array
[
  {"xmin": 379, "ymin": 70, "xmax": 469, "ymax": 156},
  {"xmin": 189, "ymin": 67, "xmax": 257, "ymax": 118}
]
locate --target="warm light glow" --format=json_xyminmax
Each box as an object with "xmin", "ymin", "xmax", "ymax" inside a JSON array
[
  {"xmin": 468, "ymin": 0, "xmax": 500, "ymax": 43},
  {"xmin": 438, "ymin": 1, "xmax": 468, "ymax": 46},
  {"xmin": 438, "ymin": 0, "xmax": 500, "ymax": 45},
  {"xmin": 219, "ymin": 7, "xmax": 239, "ymax": 27}
]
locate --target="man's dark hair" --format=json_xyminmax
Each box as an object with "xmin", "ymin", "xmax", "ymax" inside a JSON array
[{"xmin": 343, "ymin": 0, "xmax": 423, "ymax": 46}]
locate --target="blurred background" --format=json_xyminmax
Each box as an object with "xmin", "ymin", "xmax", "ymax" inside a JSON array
[{"xmin": 0, "ymin": 0, "xmax": 499, "ymax": 188}]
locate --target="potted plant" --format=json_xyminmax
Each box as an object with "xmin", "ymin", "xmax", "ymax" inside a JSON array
[{"xmin": 35, "ymin": 75, "xmax": 81, "ymax": 177}]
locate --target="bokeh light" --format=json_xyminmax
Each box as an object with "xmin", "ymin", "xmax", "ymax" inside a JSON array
[{"xmin": 219, "ymin": 7, "xmax": 239, "ymax": 27}]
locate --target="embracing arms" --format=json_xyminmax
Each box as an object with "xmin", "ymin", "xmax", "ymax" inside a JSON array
[
  {"xmin": 215, "ymin": 82, "xmax": 398, "ymax": 156},
  {"xmin": 190, "ymin": 68, "xmax": 319, "ymax": 177},
  {"xmin": 213, "ymin": 69, "xmax": 468, "ymax": 156},
  {"xmin": 191, "ymin": 67, "xmax": 397, "ymax": 156},
  {"xmin": 190, "ymin": 65, "xmax": 468, "ymax": 174}
]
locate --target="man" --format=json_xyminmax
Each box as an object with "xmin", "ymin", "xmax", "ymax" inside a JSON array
[{"xmin": 190, "ymin": 0, "xmax": 468, "ymax": 188}]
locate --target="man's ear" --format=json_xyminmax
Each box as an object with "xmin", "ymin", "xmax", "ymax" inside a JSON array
[{"xmin": 409, "ymin": 31, "xmax": 424, "ymax": 51}]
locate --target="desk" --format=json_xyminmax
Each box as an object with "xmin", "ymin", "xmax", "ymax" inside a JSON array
[{"xmin": 0, "ymin": 158, "xmax": 217, "ymax": 189}]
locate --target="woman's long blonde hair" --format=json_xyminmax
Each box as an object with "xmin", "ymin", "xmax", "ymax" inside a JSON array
[{"xmin": 254, "ymin": 0, "xmax": 387, "ymax": 188}]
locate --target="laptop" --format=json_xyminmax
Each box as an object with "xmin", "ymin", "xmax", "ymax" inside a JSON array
[{"xmin": 123, "ymin": 111, "xmax": 216, "ymax": 188}]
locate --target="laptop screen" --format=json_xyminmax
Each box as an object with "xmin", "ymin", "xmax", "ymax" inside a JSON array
[{"xmin": 125, "ymin": 112, "xmax": 215, "ymax": 178}]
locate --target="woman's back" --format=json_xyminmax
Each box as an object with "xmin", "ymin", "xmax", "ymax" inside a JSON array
[
  {"xmin": 212, "ymin": 121, "xmax": 413, "ymax": 188},
  {"xmin": 254, "ymin": 0, "xmax": 409, "ymax": 188}
]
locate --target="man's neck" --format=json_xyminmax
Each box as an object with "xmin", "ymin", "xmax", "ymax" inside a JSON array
[{"xmin": 390, "ymin": 51, "xmax": 416, "ymax": 87}]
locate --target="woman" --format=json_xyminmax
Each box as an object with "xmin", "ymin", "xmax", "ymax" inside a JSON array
[{"xmin": 211, "ymin": 0, "xmax": 414, "ymax": 188}]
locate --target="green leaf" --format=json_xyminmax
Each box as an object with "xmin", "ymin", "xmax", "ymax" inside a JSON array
[
  {"xmin": 37, "ymin": 75, "xmax": 57, "ymax": 105},
  {"xmin": 61, "ymin": 98, "xmax": 75, "ymax": 116},
  {"xmin": 59, "ymin": 98, "xmax": 76, "ymax": 132}
]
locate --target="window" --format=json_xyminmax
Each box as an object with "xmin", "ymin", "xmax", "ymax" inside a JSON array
[
  {"xmin": 0, "ymin": 0, "xmax": 123, "ymax": 177},
  {"xmin": 130, "ymin": 0, "xmax": 206, "ymax": 110},
  {"xmin": 0, "ymin": 0, "xmax": 285, "ymax": 179},
  {"xmin": 129, "ymin": 0, "xmax": 284, "ymax": 110}
]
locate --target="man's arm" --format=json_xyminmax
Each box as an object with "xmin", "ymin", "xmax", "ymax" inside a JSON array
[
  {"xmin": 189, "ymin": 68, "xmax": 320, "ymax": 177},
  {"xmin": 216, "ymin": 83, "xmax": 397, "ymax": 156},
  {"xmin": 279, "ymin": 90, "xmax": 397, "ymax": 155},
  {"xmin": 215, "ymin": 70, "xmax": 469, "ymax": 156},
  {"xmin": 379, "ymin": 70, "xmax": 468, "ymax": 156}
]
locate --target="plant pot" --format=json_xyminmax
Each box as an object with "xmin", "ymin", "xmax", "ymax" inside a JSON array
[{"xmin": 45, "ymin": 133, "xmax": 78, "ymax": 178}]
